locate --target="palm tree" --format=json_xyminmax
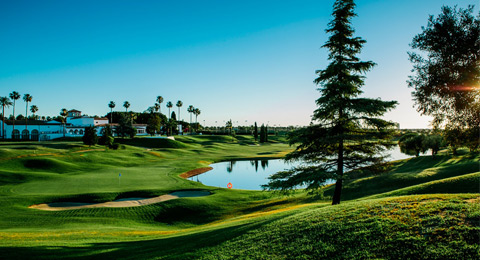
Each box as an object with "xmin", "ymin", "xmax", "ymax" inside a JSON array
[
  {"xmin": 176, "ymin": 100, "xmax": 183, "ymax": 121},
  {"xmin": 156, "ymin": 96, "xmax": 163, "ymax": 113},
  {"xmin": 123, "ymin": 101, "xmax": 130, "ymax": 112},
  {"xmin": 166, "ymin": 101, "xmax": 173, "ymax": 119},
  {"xmin": 23, "ymin": 94, "xmax": 32, "ymax": 131},
  {"xmin": 154, "ymin": 103, "xmax": 160, "ymax": 113},
  {"xmin": 187, "ymin": 105, "xmax": 195, "ymax": 133},
  {"xmin": 9, "ymin": 91, "xmax": 20, "ymax": 137},
  {"xmin": 108, "ymin": 101, "xmax": 115, "ymax": 124},
  {"xmin": 60, "ymin": 108, "xmax": 68, "ymax": 137},
  {"xmin": 0, "ymin": 97, "xmax": 13, "ymax": 139},
  {"xmin": 30, "ymin": 105, "xmax": 38, "ymax": 120},
  {"xmin": 194, "ymin": 108, "xmax": 201, "ymax": 131}
]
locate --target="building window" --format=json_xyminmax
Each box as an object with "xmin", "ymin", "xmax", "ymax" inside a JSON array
[
  {"xmin": 22, "ymin": 129, "xmax": 29, "ymax": 140},
  {"xmin": 74, "ymin": 130, "xmax": 79, "ymax": 135},
  {"xmin": 31, "ymin": 129, "xmax": 39, "ymax": 141},
  {"xmin": 12, "ymin": 129, "xmax": 20, "ymax": 140},
  {"xmin": 79, "ymin": 130, "xmax": 84, "ymax": 135},
  {"xmin": 69, "ymin": 130, "xmax": 73, "ymax": 134}
]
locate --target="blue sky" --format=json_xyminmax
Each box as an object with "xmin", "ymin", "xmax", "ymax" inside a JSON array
[{"xmin": 0, "ymin": 0, "xmax": 477, "ymax": 128}]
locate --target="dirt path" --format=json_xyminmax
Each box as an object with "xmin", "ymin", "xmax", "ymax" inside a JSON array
[{"xmin": 29, "ymin": 190, "xmax": 211, "ymax": 211}]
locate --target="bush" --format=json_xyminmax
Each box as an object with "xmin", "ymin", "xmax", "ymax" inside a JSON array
[{"xmin": 82, "ymin": 126, "xmax": 98, "ymax": 146}]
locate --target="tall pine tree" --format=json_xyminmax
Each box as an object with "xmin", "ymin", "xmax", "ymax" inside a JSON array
[{"xmin": 264, "ymin": 0, "xmax": 398, "ymax": 205}]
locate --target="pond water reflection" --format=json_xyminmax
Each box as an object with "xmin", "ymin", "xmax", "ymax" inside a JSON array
[
  {"xmin": 189, "ymin": 159, "xmax": 308, "ymax": 190},
  {"xmin": 189, "ymin": 146, "xmax": 413, "ymax": 190}
]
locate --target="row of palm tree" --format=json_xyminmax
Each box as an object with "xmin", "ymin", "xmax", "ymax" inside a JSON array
[
  {"xmin": 0, "ymin": 91, "xmax": 39, "ymax": 139},
  {"xmin": 107, "ymin": 97, "xmax": 201, "ymax": 133},
  {"xmin": 187, "ymin": 105, "xmax": 201, "ymax": 132},
  {"xmin": 155, "ymin": 96, "xmax": 183, "ymax": 121},
  {"xmin": 107, "ymin": 101, "xmax": 132, "ymax": 123},
  {"xmin": 143, "ymin": 96, "xmax": 187, "ymax": 122}
]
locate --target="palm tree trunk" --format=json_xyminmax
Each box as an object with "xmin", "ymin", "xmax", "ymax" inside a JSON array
[
  {"xmin": 25, "ymin": 102, "xmax": 28, "ymax": 131},
  {"xmin": 12, "ymin": 101, "xmax": 15, "ymax": 139},
  {"xmin": 2, "ymin": 105, "xmax": 4, "ymax": 139}
]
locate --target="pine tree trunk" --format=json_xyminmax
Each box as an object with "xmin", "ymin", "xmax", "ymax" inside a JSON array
[
  {"xmin": 332, "ymin": 138, "xmax": 344, "ymax": 205},
  {"xmin": 333, "ymin": 109, "xmax": 345, "ymax": 205}
]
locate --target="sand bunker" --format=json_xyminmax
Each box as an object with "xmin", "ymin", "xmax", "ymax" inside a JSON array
[{"xmin": 29, "ymin": 190, "xmax": 211, "ymax": 211}]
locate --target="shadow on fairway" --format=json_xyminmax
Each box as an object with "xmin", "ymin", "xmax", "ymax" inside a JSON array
[{"xmin": 0, "ymin": 214, "xmax": 287, "ymax": 260}]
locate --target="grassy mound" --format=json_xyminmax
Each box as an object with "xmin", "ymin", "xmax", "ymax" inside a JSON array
[
  {"xmin": 368, "ymin": 172, "xmax": 480, "ymax": 199},
  {"xmin": 115, "ymin": 137, "xmax": 188, "ymax": 149},
  {"xmin": 196, "ymin": 194, "xmax": 480, "ymax": 260},
  {"xmin": 324, "ymin": 153, "xmax": 480, "ymax": 200},
  {"xmin": 22, "ymin": 158, "xmax": 79, "ymax": 173}
]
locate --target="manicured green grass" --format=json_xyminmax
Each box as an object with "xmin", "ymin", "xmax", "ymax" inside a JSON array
[
  {"xmin": 324, "ymin": 153, "xmax": 480, "ymax": 200},
  {"xmin": 195, "ymin": 194, "xmax": 480, "ymax": 260},
  {"xmin": 0, "ymin": 136, "xmax": 478, "ymax": 259}
]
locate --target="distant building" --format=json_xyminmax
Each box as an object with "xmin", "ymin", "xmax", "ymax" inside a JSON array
[
  {"xmin": 0, "ymin": 120, "xmax": 64, "ymax": 140},
  {"xmin": 66, "ymin": 109, "xmax": 109, "ymax": 137},
  {"xmin": 0, "ymin": 109, "xmax": 149, "ymax": 140}
]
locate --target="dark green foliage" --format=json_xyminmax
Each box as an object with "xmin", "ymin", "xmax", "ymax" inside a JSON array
[
  {"xmin": 110, "ymin": 143, "xmax": 120, "ymax": 150},
  {"xmin": 146, "ymin": 113, "xmax": 161, "ymax": 136},
  {"xmin": 106, "ymin": 111, "xmax": 167, "ymax": 125},
  {"xmin": 408, "ymin": 5, "xmax": 480, "ymax": 129},
  {"xmin": 264, "ymin": 0, "xmax": 397, "ymax": 205},
  {"xmin": 115, "ymin": 113, "xmax": 136, "ymax": 138},
  {"xmin": 259, "ymin": 124, "xmax": 265, "ymax": 143},
  {"xmin": 98, "ymin": 125, "xmax": 114, "ymax": 146},
  {"xmin": 82, "ymin": 126, "xmax": 98, "ymax": 146},
  {"xmin": 464, "ymin": 127, "xmax": 480, "ymax": 152},
  {"xmin": 225, "ymin": 120, "xmax": 233, "ymax": 136},
  {"xmin": 165, "ymin": 118, "xmax": 178, "ymax": 136},
  {"xmin": 398, "ymin": 133, "xmax": 427, "ymax": 157},
  {"xmin": 264, "ymin": 125, "xmax": 268, "ymax": 142},
  {"xmin": 423, "ymin": 134, "xmax": 445, "ymax": 156},
  {"xmin": 171, "ymin": 111, "xmax": 176, "ymax": 121},
  {"xmin": 253, "ymin": 122, "xmax": 258, "ymax": 141},
  {"xmin": 444, "ymin": 127, "xmax": 464, "ymax": 155}
]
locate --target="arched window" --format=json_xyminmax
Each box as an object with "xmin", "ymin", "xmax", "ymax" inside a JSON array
[
  {"xmin": 69, "ymin": 130, "xmax": 73, "ymax": 134},
  {"xmin": 22, "ymin": 129, "xmax": 29, "ymax": 140},
  {"xmin": 74, "ymin": 130, "xmax": 79, "ymax": 135},
  {"xmin": 79, "ymin": 130, "xmax": 84, "ymax": 135},
  {"xmin": 31, "ymin": 129, "xmax": 39, "ymax": 141},
  {"xmin": 12, "ymin": 129, "xmax": 20, "ymax": 140}
]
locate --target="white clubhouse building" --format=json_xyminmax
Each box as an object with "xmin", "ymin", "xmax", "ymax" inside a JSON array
[{"xmin": 1, "ymin": 109, "xmax": 147, "ymax": 140}]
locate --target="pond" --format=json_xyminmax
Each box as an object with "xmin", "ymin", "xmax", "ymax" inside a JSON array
[{"xmin": 189, "ymin": 146, "xmax": 413, "ymax": 190}]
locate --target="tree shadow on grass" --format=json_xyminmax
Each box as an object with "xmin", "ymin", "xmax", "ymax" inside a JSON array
[{"xmin": 0, "ymin": 214, "xmax": 288, "ymax": 260}]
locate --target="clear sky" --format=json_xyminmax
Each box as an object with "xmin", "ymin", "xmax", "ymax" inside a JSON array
[{"xmin": 0, "ymin": 0, "xmax": 477, "ymax": 128}]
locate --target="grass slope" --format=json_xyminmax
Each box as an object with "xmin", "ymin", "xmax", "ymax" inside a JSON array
[
  {"xmin": 196, "ymin": 194, "xmax": 480, "ymax": 260},
  {"xmin": 0, "ymin": 137, "xmax": 478, "ymax": 259}
]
